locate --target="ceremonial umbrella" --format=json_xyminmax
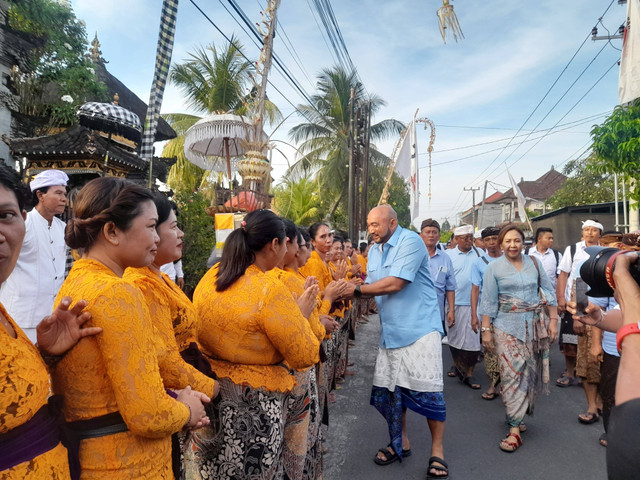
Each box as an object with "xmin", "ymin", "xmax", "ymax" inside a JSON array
[
  {"xmin": 77, "ymin": 101, "xmax": 142, "ymax": 175},
  {"xmin": 183, "ymin": 113, "xmax": 265, "ymax": 179}
]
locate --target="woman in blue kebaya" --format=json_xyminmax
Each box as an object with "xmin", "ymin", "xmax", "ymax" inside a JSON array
[{"xmin": 479, "ymin": 225, "xmax": 558, "ymax": 453}]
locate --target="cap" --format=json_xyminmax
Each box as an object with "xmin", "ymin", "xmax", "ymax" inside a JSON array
[{"xmin": 482, "ymin": 227, "xmax": 501, "ymax": 239}]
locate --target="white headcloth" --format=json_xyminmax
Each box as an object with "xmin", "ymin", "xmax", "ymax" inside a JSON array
[{"xmin": 30, "ymin": 170, "xmax": 69, "ymax": 192}]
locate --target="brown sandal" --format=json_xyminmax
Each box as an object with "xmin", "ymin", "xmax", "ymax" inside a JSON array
[{"xmin": 499, "ymin": 432, "xmax": 522, "ymax": 452}]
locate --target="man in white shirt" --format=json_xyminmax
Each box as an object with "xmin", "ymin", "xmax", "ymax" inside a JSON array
[
  {"xmin": 0, "ymin": 169, "xmax": 68, "ymax": 342},
  {"xmin": 160, "ymin": 259, "xmax": 184, "ymax": 288},
  {"xmin": 556, "ymin": 219, "xmax": 602, "ymax": 388},
  {"xmin": 526, "ymin": 227, "xmax": 563, "ymax": 290}
]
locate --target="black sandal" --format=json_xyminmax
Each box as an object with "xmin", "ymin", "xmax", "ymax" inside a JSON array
[
  {"xmin": 374, "ymin": 446, "xmax": 399, "ymax": 466},
  {"xmin": 426, "ymin": 456, "xmax": 449, "ymax": 479},
  {"xmin": 463, "ymin": 377, "xmax": 481, "ymax": 389}
]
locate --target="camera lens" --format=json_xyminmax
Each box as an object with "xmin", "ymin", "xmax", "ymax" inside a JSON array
[{"xmin": 579, "ymin": 247, "xmax": 620, "ymax": 297}]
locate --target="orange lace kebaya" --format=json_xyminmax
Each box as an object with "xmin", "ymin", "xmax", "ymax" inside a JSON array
[
  {"xmin": 124, "ymin": 266, "xmax": 216, "ymax": 397},
  {"xmin": 194, "ymin": 264, "xmax": 320, "ymax": 393},
  {"xmin": 1, "ymin": 305, "xmax": 70, "ymax": 479},
  {"xmin": 52, "ymin": 259, "xmax": 190, "ymax": 480}
]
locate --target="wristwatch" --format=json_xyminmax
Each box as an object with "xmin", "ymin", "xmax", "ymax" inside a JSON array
[
  {"xmin": 616, "ymin": 321, "xmax": 640, "ymax": 353},
  {"xmin": 354, "ymin": 285, "xmax": 362, "ymax": 298}
]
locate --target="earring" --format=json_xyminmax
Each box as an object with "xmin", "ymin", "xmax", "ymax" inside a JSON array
[{"xmin": 114, "ymin": 240, "xmax": 119, "ymax": 245}]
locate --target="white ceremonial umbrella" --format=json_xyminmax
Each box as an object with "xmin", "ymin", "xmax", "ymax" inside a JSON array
[{"xmin": 183, "ymin": 113, "xmax": 266, "ymax": 178}]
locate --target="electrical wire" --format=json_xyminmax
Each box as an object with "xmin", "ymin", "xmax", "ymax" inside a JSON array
[
  {"xmin": 255, "ymin": 0, "xmax": 316, "ymax": 88},
  {"xmin": 491, "ymin": 59, "xmax": 619, "ymax": 179},
  {"xmin": 463, "ymin": 0, "xmax": 618, "ymax": 189},
  {"xmin": 188, "ymin": 0, "xmax": 311, "ymax": 115},
  {"xmin": 425, "ymin": 114, "xmax": 608, "ymax": 167},
  {"xmin": 223, "ymin": 0, "xmax": 317, "ymax": 107},
  {"xmin": 429, "ymin": 111, "xmax": 610, "ymax": 154}
]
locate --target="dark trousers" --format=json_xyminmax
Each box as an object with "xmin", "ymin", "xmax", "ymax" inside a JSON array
[{"xmin": 599, "ymin": 352, "xmax": 620, "ymax": 433}]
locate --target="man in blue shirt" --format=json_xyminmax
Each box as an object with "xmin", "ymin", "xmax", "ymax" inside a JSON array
[
  {"xmin": 446, "ymin": 224, "xmax": 483, "ymax": 389},
  {"xmin": 420, "ymin": 219, "xmax": 456, "ymax": 339},
  {"xmin": 345, "ymin": 205, "xmax": 448, "ymax": 478}
]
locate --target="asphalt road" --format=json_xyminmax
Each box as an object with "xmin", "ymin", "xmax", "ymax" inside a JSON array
[{"xmin": 324, "ymin": 314, "xmax": 608, "ymax": 480}]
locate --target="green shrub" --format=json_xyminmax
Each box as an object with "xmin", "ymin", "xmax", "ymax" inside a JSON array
[{"xmin": 175, "ymin": 190, "xmax": 215, "ymax": 296}]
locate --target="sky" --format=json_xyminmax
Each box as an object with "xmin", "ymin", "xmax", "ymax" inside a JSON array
[{"xmin": 71, "ymin": 0, "xmax": 627, "ymax": 227}]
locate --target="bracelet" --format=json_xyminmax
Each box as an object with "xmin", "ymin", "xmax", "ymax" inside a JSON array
[
  {"xmin": 36, "ymin": 344, "xmax": 65, "ymax": 368},
  {"xmin": 593, "ymin": 309, "xmax": 605, "ymax": 327},
  {"xmin": 616, "ymin": 321, "xmax": 640, "ymax": 353},
  {"xmin": 480, "ymin": 327, "xmax": 492, "ymax": 333}
]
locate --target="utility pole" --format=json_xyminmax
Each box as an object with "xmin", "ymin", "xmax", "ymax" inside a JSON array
[
  {"xmin": 463, "ymin": 186, "xmax": 480, "ymax": 230},
  {"xmin": 479, "ymin": 180, "xmax": 488, "ymax": 229},
  {"xmin": 360, "ymin": 102, "xmax": 371, "ymax": 234},
  {"xmin": 348, "ymin": 88, "xmax": 356, "ymax": 241}
]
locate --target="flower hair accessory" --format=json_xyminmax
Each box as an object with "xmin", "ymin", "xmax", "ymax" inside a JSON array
[{"xmin": 241, "ymin": 220, "xmax": 247, "ymax": 231}]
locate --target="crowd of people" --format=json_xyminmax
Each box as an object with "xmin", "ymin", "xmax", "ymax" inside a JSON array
[{"xmin": 1, "ymin": 166, "xmax": 639, "ymax": 480}]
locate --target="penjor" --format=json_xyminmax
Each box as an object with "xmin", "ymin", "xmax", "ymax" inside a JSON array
[{"xmin": 437, "ymin": 0, "xmax": 464, "ymax": 44}]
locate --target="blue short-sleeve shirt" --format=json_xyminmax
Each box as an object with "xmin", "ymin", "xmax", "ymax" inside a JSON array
[
  {"xmin": 428, "ymin": 248, "xmax": 457, "ymax": 323},
  {"xmin": 366, "ymin": 226, "xmax": 443, "ymax": 348}
]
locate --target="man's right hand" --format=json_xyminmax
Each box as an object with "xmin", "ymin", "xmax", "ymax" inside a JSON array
[{"xmin": 557, "ymin": 298, "xmax": 566, "ymax": 314}]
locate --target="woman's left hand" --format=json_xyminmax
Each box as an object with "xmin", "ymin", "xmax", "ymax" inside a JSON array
[
  {"xmin": 547, "ymin": 320, "xmax": 558, "ymax": 343},
  {"xmin": 37, "ymin": 297, "xmax": 101, "ymax": 356},
  {"xmin": 481, "ymin": 330, "xmax": 494, "ymax": 352}
]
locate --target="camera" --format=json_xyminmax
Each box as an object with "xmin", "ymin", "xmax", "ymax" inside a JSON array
[{"xmin": 579, "ymin": 246, "xmax": 640, "ymax": 297}]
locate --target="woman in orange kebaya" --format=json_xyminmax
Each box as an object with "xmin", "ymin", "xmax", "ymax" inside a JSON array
[
  {"xmin": 0, "ymin": 166, "xmax": 101, "ymax": 480},
  {"xmin": 124, "ymin": 193, "xmax": 219, "ymax": 480},
  {"xmin": 52, "ymin": 177, "xmax": 209, "ymax": 479},
  {"xmin": 193, "ymin": 210, "xmax": 321, "ymax": 480},
  {"xmin": 266, "ymin": 219, "xmax": 333, "ymax": 480},
  {"xmin": 124, "ymin": 193, "xmax": 217, "ymax": 394}
]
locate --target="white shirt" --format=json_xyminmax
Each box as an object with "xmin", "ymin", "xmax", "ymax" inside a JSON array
[
  {"xmin": 0, "ymin": 209, "xmax": 66, "ymax": 330},
  {"xmin": 528, "ymin": 246, "xmax": 563, "ymax": 289},
  {"xmin": 558, "ymin": 240, "xmax": 592, "ymax": 302},
  {"xmin": 160, "ymin": 259, "xmax": 183, "ymax": 281}
]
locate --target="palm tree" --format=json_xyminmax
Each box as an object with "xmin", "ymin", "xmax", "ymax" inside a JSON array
[
  {"xmin": 272, "ymin": 175, "xmax": 322, "ymax": 225},
  {"xmin": 163, "ymin": 36, "xmax": 283, "ymax": 194},
  {"xmin": 288, "ymin": 66, "xmax": 405, "ymax": 216},
  {"xmin": 170, "ymin": 35, "xmax": 253, "ymax": 114}
]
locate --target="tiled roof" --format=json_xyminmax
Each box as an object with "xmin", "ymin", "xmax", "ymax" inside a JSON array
[
  {"xmin": 10, "ymin": 125, "xmax": 147, "ymax": 171},
  {"xmin": 494, "ymin": 168, "xmax": 567, "ymax": 202}
]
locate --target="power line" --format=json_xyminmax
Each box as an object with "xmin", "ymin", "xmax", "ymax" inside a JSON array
[
  {"xmin": 464, "ymin": 0, "xmax": 618, "ymax": 189},
  {"xmin": 429, "ymin": 111, "xmax": 610, "ymax": 154},
  {"xmin": 492, "ymin": 41, "xmax": 610, "ymax": 168},
  {"xmin": 492, "ymin": 59, "xmax": 619, "ymax": 178},
  {"xmin": 223, "ymin": 0, "xmax": 317, "ymax": 107},
  {"xmin": 305, "ymin": 0, "xmax": 340, "ymax": 67},
  {"xmin": 255, "ymin": 0, "xmax": 316, "ymax": 88},
  {"xmin": 188, "ymin": 0, "xmax": 312, "ymax": 115},
  {"xmin": 426, "ymin": 114, "xmax": 608, "ymax": 167}
]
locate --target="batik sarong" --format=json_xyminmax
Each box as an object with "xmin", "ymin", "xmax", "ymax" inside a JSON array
[
  {"xmin": 303, "ymin": 367, "xmax": 321, "ymax": 480},
  {"xmin": 283, "ymin": 369, "xmax": 314, "ymax": 480},
  {"xmin": 446, "ymin": 305, "xmax": 480, "ymax": 375},
  {"xmin": 333, "ymin": 313, "xmax": 350, "ymax": 381},
  {"xmin": 497, "ymin": 294, "xmax": 550, "ymax": 394},
  {"xmin": 184, "ymin": 378, "xmax": 286, "ymax": 480},
  {"xmin": 483, "ymin": 349, "xmax": 501, "ymax": 388},
  {"xmin": 493, "ymin": 294, "xmax": 550, "ymax": 427}
]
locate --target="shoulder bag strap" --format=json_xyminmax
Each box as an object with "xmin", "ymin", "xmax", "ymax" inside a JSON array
[{"xmin": 530, "ymin": 255, "xmax": 541, "ymax": 289}]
